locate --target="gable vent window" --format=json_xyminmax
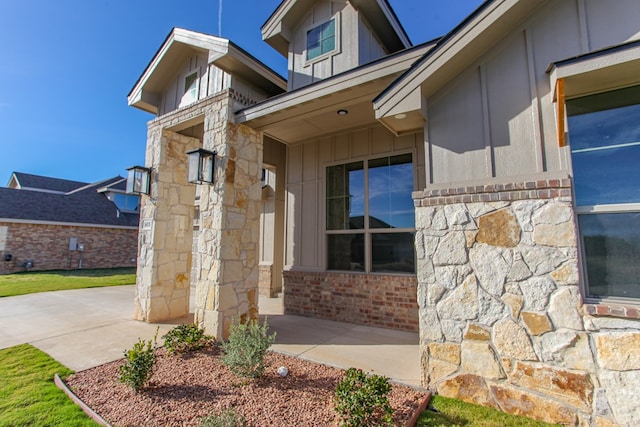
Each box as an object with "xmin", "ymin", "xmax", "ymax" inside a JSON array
[{"xmin": 307, "ymin": 19, "xmax": 336, "ymax": 61}]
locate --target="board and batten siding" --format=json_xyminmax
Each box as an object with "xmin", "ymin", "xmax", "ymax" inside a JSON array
[
  {"xmin": 288, "ymin": 0, "xmax": 386, "ymax": 90},
  {"xmin": 284, "ymin": 124, "xmax": 425, "ymax": 270},
  {"xmin": 158, "ymin": 53, "xmax": 272, "ymax": 116},
  {"xmin": 425, "ymin": 0, "xmax": 640, "ymax": 185}
]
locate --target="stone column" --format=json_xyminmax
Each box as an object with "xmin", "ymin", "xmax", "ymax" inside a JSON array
[
  {"xmin": 134, "ymin": 129, "xmax": 199, "ymax": 322},
  {"xmin": 193, "ymin": 98, "xmax": 262, "ymax": 339}
]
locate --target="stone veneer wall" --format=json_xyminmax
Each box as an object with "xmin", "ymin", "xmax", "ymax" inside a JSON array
[
  {"xmin": 259, "ymin": 264, "xmax": 273, "ymax": 297},
  {"xmin": 0, "ymin": 222, "xmax": 137, "ymax": 274},
  {"xmin": 283, "ymin": 271, "xmax": 419, "ymax": 331},
  {"xmin": 414, "ymin": 177, "xmax": 640, "ymax": 426},
  {"xmin": 192, "ymin": 95, "xmax": 263, "ymax": 339}
]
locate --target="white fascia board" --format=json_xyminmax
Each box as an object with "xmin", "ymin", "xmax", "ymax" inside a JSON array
[
  {"xmin": 549, "ymin": 42, "xmax": 640, "ymax": 99},
  {"xmin": 213, "ymin": 44, "xmax": 287, "ymax": 91},
  {"xmin": 0, "ymin": 218, "xmax": 138, "ymax": 230},
  {"xmin": 374, "ymin": 0, "xmax": 524, "ymax": 119},
  {"xmin": 128, "ymin": 30, "xmax": 178, "ymax": 107},
  {"xmin": 128, "ymin": 28, "xmax": 227, "ymax": 109},
  {"xmin": 237, "ymin": 43, "xmax": 432, "ymax": 123},
  {"xmin": 261, "ymin": 0, "xmax": 295, "ymax": 41},
  {"xmin": 173, "ymin": 28, "xmax": 227, "ymax": 52},
  {"xmin": 376, "ymin": 0, "xmax": 411, "ymax": 48}
]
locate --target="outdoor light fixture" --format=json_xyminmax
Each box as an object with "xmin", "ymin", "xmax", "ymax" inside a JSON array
[
  {"xmin": 337, "ymin": 109, "xmax": 349, "ymax": 116},
  {"xmin": 186, "ymin": 148, "xmax": 216, "ymax": 184},
  {"xmin": 126, "ymin": 166, "xmax": 151, "ymax": 195}
]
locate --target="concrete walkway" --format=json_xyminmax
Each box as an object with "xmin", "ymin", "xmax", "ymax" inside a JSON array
[{"xmin": 0, "ymin": 285, "xmax": 421, "ymax": 387}]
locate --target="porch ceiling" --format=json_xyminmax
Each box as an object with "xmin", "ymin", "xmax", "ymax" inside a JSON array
[
  {"xmin": 240, "ymin": 76, "xmax": 395, "ymax": 143},
  {"xmin": 235, "ymin": 41, "xmax": 435, "ymax": 143}
]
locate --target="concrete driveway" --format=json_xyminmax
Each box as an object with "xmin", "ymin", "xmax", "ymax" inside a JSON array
[
  {"xmin": 0, "ymin": 285, "xmax": 421, "ymax": 386},
  {"xmin": 0, "ymin": 285, "xmax": 184, "ymax": 371}
]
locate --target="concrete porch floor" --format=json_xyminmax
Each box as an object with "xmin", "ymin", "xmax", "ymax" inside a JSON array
[
  {"xmin": 0, "ymin": 285, "xmax": 421, "ymax": 387},
  {"xmin": 259, "ymin": 296, "xmax": 421, "ymax": 387}
]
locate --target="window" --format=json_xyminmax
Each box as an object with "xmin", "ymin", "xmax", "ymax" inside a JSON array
[
  {"xmin": 307, "ymin": 19, "xmax": 336, "ymax": 61},
  {"xmin": 326, "ymin": 153, "xmax": 415, "ymax": 273},
  {"xmin": 567, "ymin": 84, "xmax": 640, "ymax": 300},
  {"xmin": 179, "ymin": 71, "xmax": 199, "ymax": 107},
  {"xmin": 112, "ymin": 193, "xmax": 140, "ymax": 212}
]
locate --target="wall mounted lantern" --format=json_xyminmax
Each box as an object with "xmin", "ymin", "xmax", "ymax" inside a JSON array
[
  {"xmin": 126, "ymin": 166, "xmax": 151, "ymax": 195},
  {"xmin": 186, "ymin": 148, "xmax": 216, "ymax": 184}
]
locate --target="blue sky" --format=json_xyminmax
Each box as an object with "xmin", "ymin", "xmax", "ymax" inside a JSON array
[{"xmin": 0, "ymin": 0, "xmax": 484, "ymax": 185}]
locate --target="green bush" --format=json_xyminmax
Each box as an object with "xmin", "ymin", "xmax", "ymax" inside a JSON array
[
  {"xmin": 334, "ymin": 368, "xmax": 394, "ymax": 427},
  {"xmin": 199, "ymin": 408, "xmax": 247, "ymax": 427},
  {"xmin": 162, "ymin": 324, "xmax": 214, "ymax": 355},
  {"xmin": 221, "ymin": 318, "xmax": 276, "ymax": 379},
  {"xmin": 118, "ymin": 331, "xmax": 158, "ymax": 392}
]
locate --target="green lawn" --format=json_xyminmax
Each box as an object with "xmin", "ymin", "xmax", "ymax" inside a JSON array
[
  {"xmin": 0, "ymin": 344, "xmax": 99, "ymax": 427},
  {"xmin": 417, "ymin": 395, "xmax": 560, "ymax": 427},
  {"xmin": 0, "ymin": 267, "xmax": 136, "ymax": 297}
]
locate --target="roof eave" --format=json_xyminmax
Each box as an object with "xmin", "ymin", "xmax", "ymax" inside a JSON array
[
  {"xmin": 373, "ymin": 0, "xmax": 543, "ymax": 134},
  {"xmin": 236, "ymin": 40, "xmax": 436, "ymax": 127}
]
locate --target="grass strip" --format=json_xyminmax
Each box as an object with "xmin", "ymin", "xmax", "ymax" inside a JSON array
[
  {"xmin": 417, "ymin": 395, "xmax": 560, "ymax": 427},
  {"xmin": 0, "ymin": 267, "xmax": 136, "ymax": 297},
  {"xmin": 0, "ymin": 344, "xmax": 99, "ymax": 427}
]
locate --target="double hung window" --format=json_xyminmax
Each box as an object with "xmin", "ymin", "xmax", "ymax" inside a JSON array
[
  {"xmin": 567, "ymin": 84, "xmax": 640, "ymax": 300},
  {"xmin": 307, "ymin": 19, "xmax": 336, "ymax": 61},
  {"xmin": 326, "ymin": 153, "xmax": 415, "ymax": 273}
]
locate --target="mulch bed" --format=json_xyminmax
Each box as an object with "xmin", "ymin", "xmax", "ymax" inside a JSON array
[{"xmin": 64, "ymin": 346, "xmax": 429, "ymax": 426}]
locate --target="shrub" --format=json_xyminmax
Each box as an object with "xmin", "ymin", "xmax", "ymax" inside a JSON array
[
  {"xmin": 221, "ymin": 318, "xmax": 276, "ymax": 379},
  {"xmin": 118, "ymin": 330, "xmax": 157, "ymax": 392},
  {"xmin": 162, "ymin": 324, "xmax": 214, "ymax": 355},
  {"xmin": 199, "ymin": 408, "xmax": 247, "ymax": 427},
  {"xmin": 334, "ymin": 368, "xmax": 394, "ymax": 427}
]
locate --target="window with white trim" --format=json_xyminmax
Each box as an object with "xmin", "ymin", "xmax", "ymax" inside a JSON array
[
  {"xmin": 179, "ymin": 71, "xmax": 199, "ymax": 107},
  {"xmin": 307, "ymin": 19, "xmax": 336, "ymax": 61},
  {"xmin": 325, "ymin": 153, "xmax": 415, "ymax": 273},
  {"xmin": 567, "ymin": 84, "xmax": 640, "ymax": 300}
]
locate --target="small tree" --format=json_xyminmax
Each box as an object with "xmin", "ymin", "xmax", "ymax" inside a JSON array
[
  {"xmin": 221, "ymin": 318, "xmax": 276, "ymax": 379},
  {"xmin": 334, "ymin": 368, "xmax": 394, "ymax": 427},
  {"xmin": 118, "ymin": 330, "xmax": 158, "ymax": 392}
]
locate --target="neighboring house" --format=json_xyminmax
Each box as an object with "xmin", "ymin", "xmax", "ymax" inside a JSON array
[
  {"xmin": 128, "ymin": 0, "xmax": 640, "ymax": 425},
  {"xmin": 0, "ymin": 172, "xmax": 140, "ymax": 274}
]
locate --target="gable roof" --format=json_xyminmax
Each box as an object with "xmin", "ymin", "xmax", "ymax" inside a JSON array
[
  {"xmin": 372, "ymin": 0, "xmax": 542, "ymax": 134},
  {"xmin": 262, "ymin": 0, "xmax": 411, "ymax": 57},
  {"xmin": 8, "ymin": 172, "xmax": 88, "ymax": 194},
  {"xmin": 236, "ymin": 39, "xmax": 436, "ymax": 142},
  {"xmin": 128, "ymin": 28, "xmax": 287, "ymax": 114},
  {"xmin": 0, "ymin": 175, "xmax": 139, "ymax": 228}
]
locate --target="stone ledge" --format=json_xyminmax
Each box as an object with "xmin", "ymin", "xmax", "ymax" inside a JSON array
[{"xmin": 585, "ymin": 303, "xmax": 640, "ymax": 319}]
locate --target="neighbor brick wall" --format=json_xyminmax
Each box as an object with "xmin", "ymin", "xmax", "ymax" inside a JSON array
[
  {"xmin": 0, "ymin": 222, "xmax": 138, "ymax": 274},
  {"xmin": 283, "ymin": 270, "xmax": 419, "ymax": 332}
]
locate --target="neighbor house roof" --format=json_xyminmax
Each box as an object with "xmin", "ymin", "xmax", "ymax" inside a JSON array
[
  {"xmin": 7, "ymin": 172, "xmax": 88, "ymax": 194},
  {"xmin": 0, "ymin": 174, "xmax": 139, "ymax": 228}
]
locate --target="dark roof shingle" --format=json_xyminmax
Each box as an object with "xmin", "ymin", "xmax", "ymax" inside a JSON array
[
  {"xmin": 10, "ymin": 172, "xmax": 88, "ymax": 193},
  {"xmin": 0, "ymin": 175, "xmax": 139, "ymax": 227}
]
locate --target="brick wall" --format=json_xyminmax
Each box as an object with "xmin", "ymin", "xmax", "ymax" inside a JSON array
[
  {"xmin": 283, "ymin": 270, "xmax": 419, "ymax": 331},
  {"xmin": 0, "ymin": 222, "xmax": 138, "ymax": 274}
]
